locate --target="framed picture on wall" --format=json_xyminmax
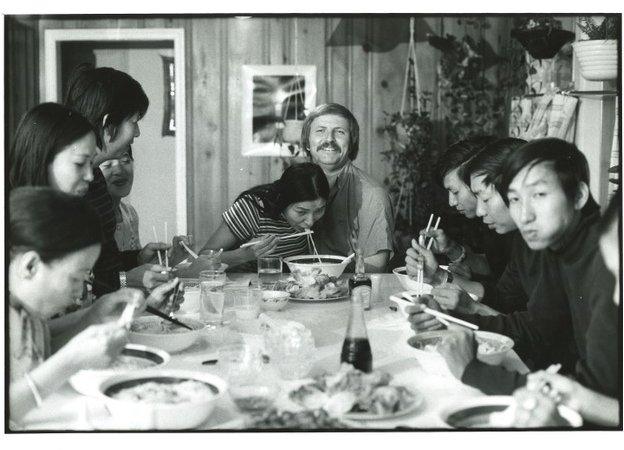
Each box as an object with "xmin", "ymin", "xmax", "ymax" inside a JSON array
[{"xmin": 242, "ymin": 65, "xmax": 316, "ymax": 157}]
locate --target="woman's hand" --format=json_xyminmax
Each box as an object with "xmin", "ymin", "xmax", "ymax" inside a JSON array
[
  {"xmin": 86, "ymin": 288, "xmax": 145, "ymax": 324},
  {"xmin": 138, "ymin": 242, "xmax": 171, "ymax": 265},
  {"xmin": 406, "ymin": 295, "xmax": 445, "ymax": 333},
  {"xmin": 436, "ymin": 329, "xmax": 477, "ymax": 380},
  {"xmin": 126, "ymin": 264, "xmax": 170, "ymax": 290},
  {"xmin": 170, "ymin": 235, "xmax": 193, "ymax": 266},
  {"xmin": 512, "ymin": 387, "xmax": 567, "ymax": 428},
  {"xmin": 431, "ymin": 283, "xmax": 474, "ymax": 312},
  {"xmin": 526, "ymin": 372, "xmax": 584, "ymax": 411},
  {"xmin": 145, "ymin": 277, "xmax": 183, "ymax": 314},
  {"xmin": 60, "ymin": 322, "xmax": 129, "ymax": 371},
  {"xmin": 406, "ymin": 238, "xmax": 439, "ymax": 279},
  {"xmin": 243, "ymin": 235, "xmax": 279, "ymax": 259}
]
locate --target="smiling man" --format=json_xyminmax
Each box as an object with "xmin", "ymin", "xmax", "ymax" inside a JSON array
[
  {"xmin": 301, "ymin": 103, "xmax": 394, "ymax": 272},
  {"xmin": 407, "ymin": 138, "xmax": 618, "ymax": 400}
]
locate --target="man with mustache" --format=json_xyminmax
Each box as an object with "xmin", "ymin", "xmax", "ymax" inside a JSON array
[{"xmin": 301, "ymin": 103, "xmax": 394, "ymax": 271}]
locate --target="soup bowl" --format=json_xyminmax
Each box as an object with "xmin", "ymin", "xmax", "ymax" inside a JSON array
[
  {"xmin": 392, "ymin": 267, "xmax": 433, "ymax": 294},
  {"xmin": 283, "ymin": 255, "xmax": 350, "ymax": 281},
  {"xmin": 97, "ymin": 369, "xmax": 227, "ymax": 429},
  {"xmin": 128, "ymin": 315, "xmax": 206, "ymax": 353}
]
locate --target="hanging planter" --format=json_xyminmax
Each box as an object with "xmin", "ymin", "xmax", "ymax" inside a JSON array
[
  {"xmin": 511, "ymin": 27, "xmax": 575, "ymax": 59},
  {"xmin": 574, "ymin": 16, "xmax": 618, "ymax": 81}
]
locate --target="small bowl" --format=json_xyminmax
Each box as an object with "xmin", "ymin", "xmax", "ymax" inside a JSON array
[
  {"xmin": 98, "ymin": 369, "xmax": 227, "ymax": 429},
  {"xmin": 440, "ymin": 396, "xmax": 582, "ymax": 428},
  {"xmin": 129, "ymin": 315, "xmax": 206, "ymax": 353},
  {"xmin": 283, "ymin": 254, "xmax": 349, "ymax": 281},
  {"xmin": 392, "ymin": 267, "xmax": 433, "ymax": 294},
  {"xmin": 474, "ymin": 330, "xmax": 514, "ymax": 365},
  {"xmin": 407, "ymin": 330, "xmax": 459, "ymax": 352},
  {"xmin": 260, "ymin": 290, "xmax": 290, "ymax": 311}
]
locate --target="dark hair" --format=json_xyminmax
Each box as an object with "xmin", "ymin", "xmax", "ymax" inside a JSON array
[
  {"xmin": 236, "ymin": 163, "xmax": 330, "ymax": 218},
  {"xmin": 301, "ymin": 103, "xmax": 360, "ymax": 160},
  {"xmin": 436, "ymin": 135, "xmax": 498, "ymax": 186},
  {"xmin": 9, "ymin": 103, "xmax": 97, "ymax": 189},
  {"xmin": 64, "ymin": 63, "xmax": 148, "ymax": 143},
  {"xmin": 461, "ymin": 138, "xmax": 527, "ymax": 191},
  {"xmin": 9, "ymin": 187, "xmax": 103, "ymax": 263},
  {"xmin": 499, "ymin": 138, "xmax": 590, "ymax": 203}
]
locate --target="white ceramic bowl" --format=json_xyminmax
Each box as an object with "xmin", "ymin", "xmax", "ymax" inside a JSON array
[
  {"xmin": 283, "ymin": 254, "xmax": 350, "ymax": 281},
  {"xmin": 97, "ymin": 369, "xmax": 227, "ymax": 430},
  {"xmin": 392, "ymin": 267, "xmax": 433, "ymax": 294},
  {"xmin": 70, "ymin": 344, "xmax": 170, "ymax": 397},
  {"xmin": 128, "ymin": 315, "xmax": 206, "ymax": 353},
  {"xmin": 474, "ymin": 330, "xmax": 514, "ymax": 365},
  {"xmin": 260, "ymin": 290, "xmax": 290, "ymax": 311},
  {"xmin": 440, "ymin": 396, "xmax": 582, "ymax": 428}
]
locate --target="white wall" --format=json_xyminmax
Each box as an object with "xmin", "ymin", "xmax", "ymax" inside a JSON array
[{"xmin": 94, "ymin": 47, "xmax": 177, "ymax": 245}]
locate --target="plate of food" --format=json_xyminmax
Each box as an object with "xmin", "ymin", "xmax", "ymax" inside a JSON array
[
  {"xmin": 288, "ymin": 363, "xmax": 423, "ymax": 421},
  {"xmin": 273, "ymin": 275, "xmax": 349, "ymax": 302}
]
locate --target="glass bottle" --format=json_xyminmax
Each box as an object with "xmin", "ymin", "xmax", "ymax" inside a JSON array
[
  {"xmin": 349, "ymin": 251, "xmax": 372, "ymax": 310},
  {"xmin": 340, "ymin": 296, "xmax": 373, "ymax": 373}
]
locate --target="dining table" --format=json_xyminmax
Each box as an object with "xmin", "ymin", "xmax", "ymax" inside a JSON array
[{"xmin": 18, "ymin": 273, "xmax": 528, "ymax": 431}]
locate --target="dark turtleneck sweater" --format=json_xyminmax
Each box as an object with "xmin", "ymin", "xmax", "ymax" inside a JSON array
[{"xmin": 456, "ymin": 200, "xmax": 619, "ymax": 398}]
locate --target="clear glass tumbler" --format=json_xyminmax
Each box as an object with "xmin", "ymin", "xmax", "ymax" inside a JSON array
[
  {"xmin": 257, "ymin": 256, "xmax": 282, "ymax": 290},
  {"xmin": 199, "ymin": 269, "xmax": 227, "ymax": 326}
]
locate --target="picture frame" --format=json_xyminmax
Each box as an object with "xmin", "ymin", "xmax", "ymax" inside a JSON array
[{"xmin": 241, "ymin": 65, "xmax": 316, "ymax": 157}]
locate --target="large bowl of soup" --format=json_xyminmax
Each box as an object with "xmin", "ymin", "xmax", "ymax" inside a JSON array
[
  {"xmin": 283, "ymin": 255, "xmax": 350, "ymax": 281},
  {"xmin": 97, "ymin": 369, "xmax": 227, "ymax": 429},
  {"xmin": 129, "ymin": 315, "xmax": 206, "ymax": 353}
]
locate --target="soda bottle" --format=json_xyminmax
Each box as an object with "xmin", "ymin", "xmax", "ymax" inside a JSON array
[
  {"xmin": 340, "ymin": 295, "xmax": 373, "ymax": 373},
  {"xmin": 349, "ymin": 250, "xmax": 372, "ymax": 310}
]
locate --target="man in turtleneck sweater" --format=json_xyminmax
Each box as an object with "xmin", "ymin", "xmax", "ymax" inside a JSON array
[
  {"xmin": 407, "ymin": 138, "xmax": 619, "ymax": 400},
  {"xmin": 301, "ymin": 103, "xmax": 394, "ymax": 272}
]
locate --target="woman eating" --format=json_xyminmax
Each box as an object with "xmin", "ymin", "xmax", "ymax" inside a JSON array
[
  {"xmin": 8, "ymin": 188, "xmax": 147, "ymax": 424},
  {"xmin": 194, "ymin": 162, "xmax": 329, "ymax": 272}
]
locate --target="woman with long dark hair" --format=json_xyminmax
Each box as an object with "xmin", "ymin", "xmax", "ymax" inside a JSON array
[{"xmin": 197, "ymin": 163, "xmax": 330, "ymax": 271}]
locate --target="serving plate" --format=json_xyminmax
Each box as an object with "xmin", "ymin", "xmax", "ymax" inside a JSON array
[
  {"xmin": 344, "ymin": 389, "xmax": 424, "ymax": 421},
  {"xmin": 290, "ymin": 294, "xmax": 349, "ymax": 303}
]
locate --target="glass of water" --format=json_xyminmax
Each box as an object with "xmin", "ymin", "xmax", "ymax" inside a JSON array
[
  {"xmin": 257, "ymin": 256, "xmax": 282, "ymax": 289},
  {"xmin": 199, "ymin": 269, "xmax": 227, "ymax": 326}
]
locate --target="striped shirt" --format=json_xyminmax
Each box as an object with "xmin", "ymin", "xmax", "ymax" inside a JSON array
[{"xmin": 222, "ymin": 194, "xmax": 310, "ymax": 270}]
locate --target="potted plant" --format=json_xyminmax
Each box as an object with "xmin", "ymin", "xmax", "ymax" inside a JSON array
[
  {"xmin": 511, "ymin": 17, "xmax": 575, "ymax": 60},
  {"xmin": 573, "ymin": 16, "xmax": 618, "ymax": 81}
]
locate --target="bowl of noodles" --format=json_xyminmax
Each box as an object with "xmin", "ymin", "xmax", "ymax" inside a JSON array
[
  {"xmin": 97, "ymin": 369, "xmax": 227, "ymax": 429},
  {"xmin": 129, "ymin": 315, "xmax": 206, "ymax": 353},
  {"xmin": 283, "ymin": 255, "xmax": 350, "ymax": 281}
]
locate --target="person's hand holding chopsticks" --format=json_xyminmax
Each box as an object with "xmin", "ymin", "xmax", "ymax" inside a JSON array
[
  {"xmin": 126, "ymin": 263, "xmax": 170, "ymax": 290},
  {"xmin": 406, "ymin": 238, "xmax": 439, "ymax": 280},
  {"xmin": 170, "ymin": 235, "xmax": 194, "ymax": 266},
  {"xmin": 85, "ymin": 287, "xmax": 146, "ymax": 325},
  {"xmin": 145, "ymin": 277, "xmax": 184, "ymax": 314},
  {"xmin": 436, "ymin": 328, "xmax": 478, "ymax": 380},
  {"xmin": 405, "ymin": 295, "xmax": 446, "ymax": 333},
  {"xmin": 430, "ymin": 283, "xmax": 475, "ymax": 313},
  {"xmin": 242, "ymin": 234, "xmax": 279, "ymax": 258}
]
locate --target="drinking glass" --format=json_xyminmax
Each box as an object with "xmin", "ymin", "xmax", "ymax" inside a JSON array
[
  {"xmin": 199, "ymin": 269, "xmax": 227, "ymax": 326},
  {"xmin": 257, "ymin": 256, "xmax": 282, "ymax": 289},
  {"xmin": 229, "ymin": 287, "xmax": 262, "ymax": 321}
]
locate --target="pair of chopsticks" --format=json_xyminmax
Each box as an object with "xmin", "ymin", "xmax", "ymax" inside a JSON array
[
  {"xmin": 391, "ymin": 292, "xmax": 479, "ymax": 330},
  {"xmin": 152, "ymin": 223, "xmax": 169, "ymax": 269},
  {"xmin": 145, "ymin": 305, "xmax": 193, "ymax": 331},
  {"xmin": 239, "ymin": 229, "xmax": 314, "ymax": 248},
  {"xmin": 423, "ymin": 213, "xmax": 441, "ymax": 250}
]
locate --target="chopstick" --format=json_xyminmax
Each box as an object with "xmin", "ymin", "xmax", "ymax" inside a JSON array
[
  {"xmin": 145, "ymin": 305, "xmax": 193, "ymax": 331},
  {"xmin": 152, "ymin": 226, "xmax": 164, "ymax": 266},
  {"xmin": 394, "ymin": 293, "xmax": 478, "ymax": 330},
  {"xmin": 239, "ymin": 230, "xmax": 314, "ymax": 248},
  {"xmin": 179, "ymin": 240, "xmax": 199, "ymax": 259},
  {"xmin": 426, "ymin": 217, "xmax": 441, "ymax": 250}
]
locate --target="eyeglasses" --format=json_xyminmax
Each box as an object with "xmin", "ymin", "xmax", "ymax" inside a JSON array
[{"xmin": 99, "ymin": 155, "xmax": 133, "ymax": 170}]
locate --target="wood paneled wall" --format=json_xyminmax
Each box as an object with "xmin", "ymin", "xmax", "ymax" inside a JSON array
[{"xmin": 27, "ymin": 15, "xmax": 510, "ymax": 246}]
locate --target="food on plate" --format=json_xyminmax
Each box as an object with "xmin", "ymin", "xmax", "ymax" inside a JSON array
[
  {"xmin": 107, "ymin": 379, "xmax": 215, "ymax": 404},
  {"xmin": 251, "ymin": 408, "xmax": 350, "ymax": 429},
  {"xmin": 130, "ymin": 318, "xmax": 203, "ymax": 334},
  {"xmin": 273, "ymin": 274, "xmax": 348, "ymax": 300},
  {"xmin": 109, "ymin": 355, "xmax": 159, "ymax": 370},
  {"xmin": 477, "ymin": 340, "xmax": 503, "ymax": 355},
  {"xmin": 289, "ymin": 363, "xmax": 417, "ymax": 416}
]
